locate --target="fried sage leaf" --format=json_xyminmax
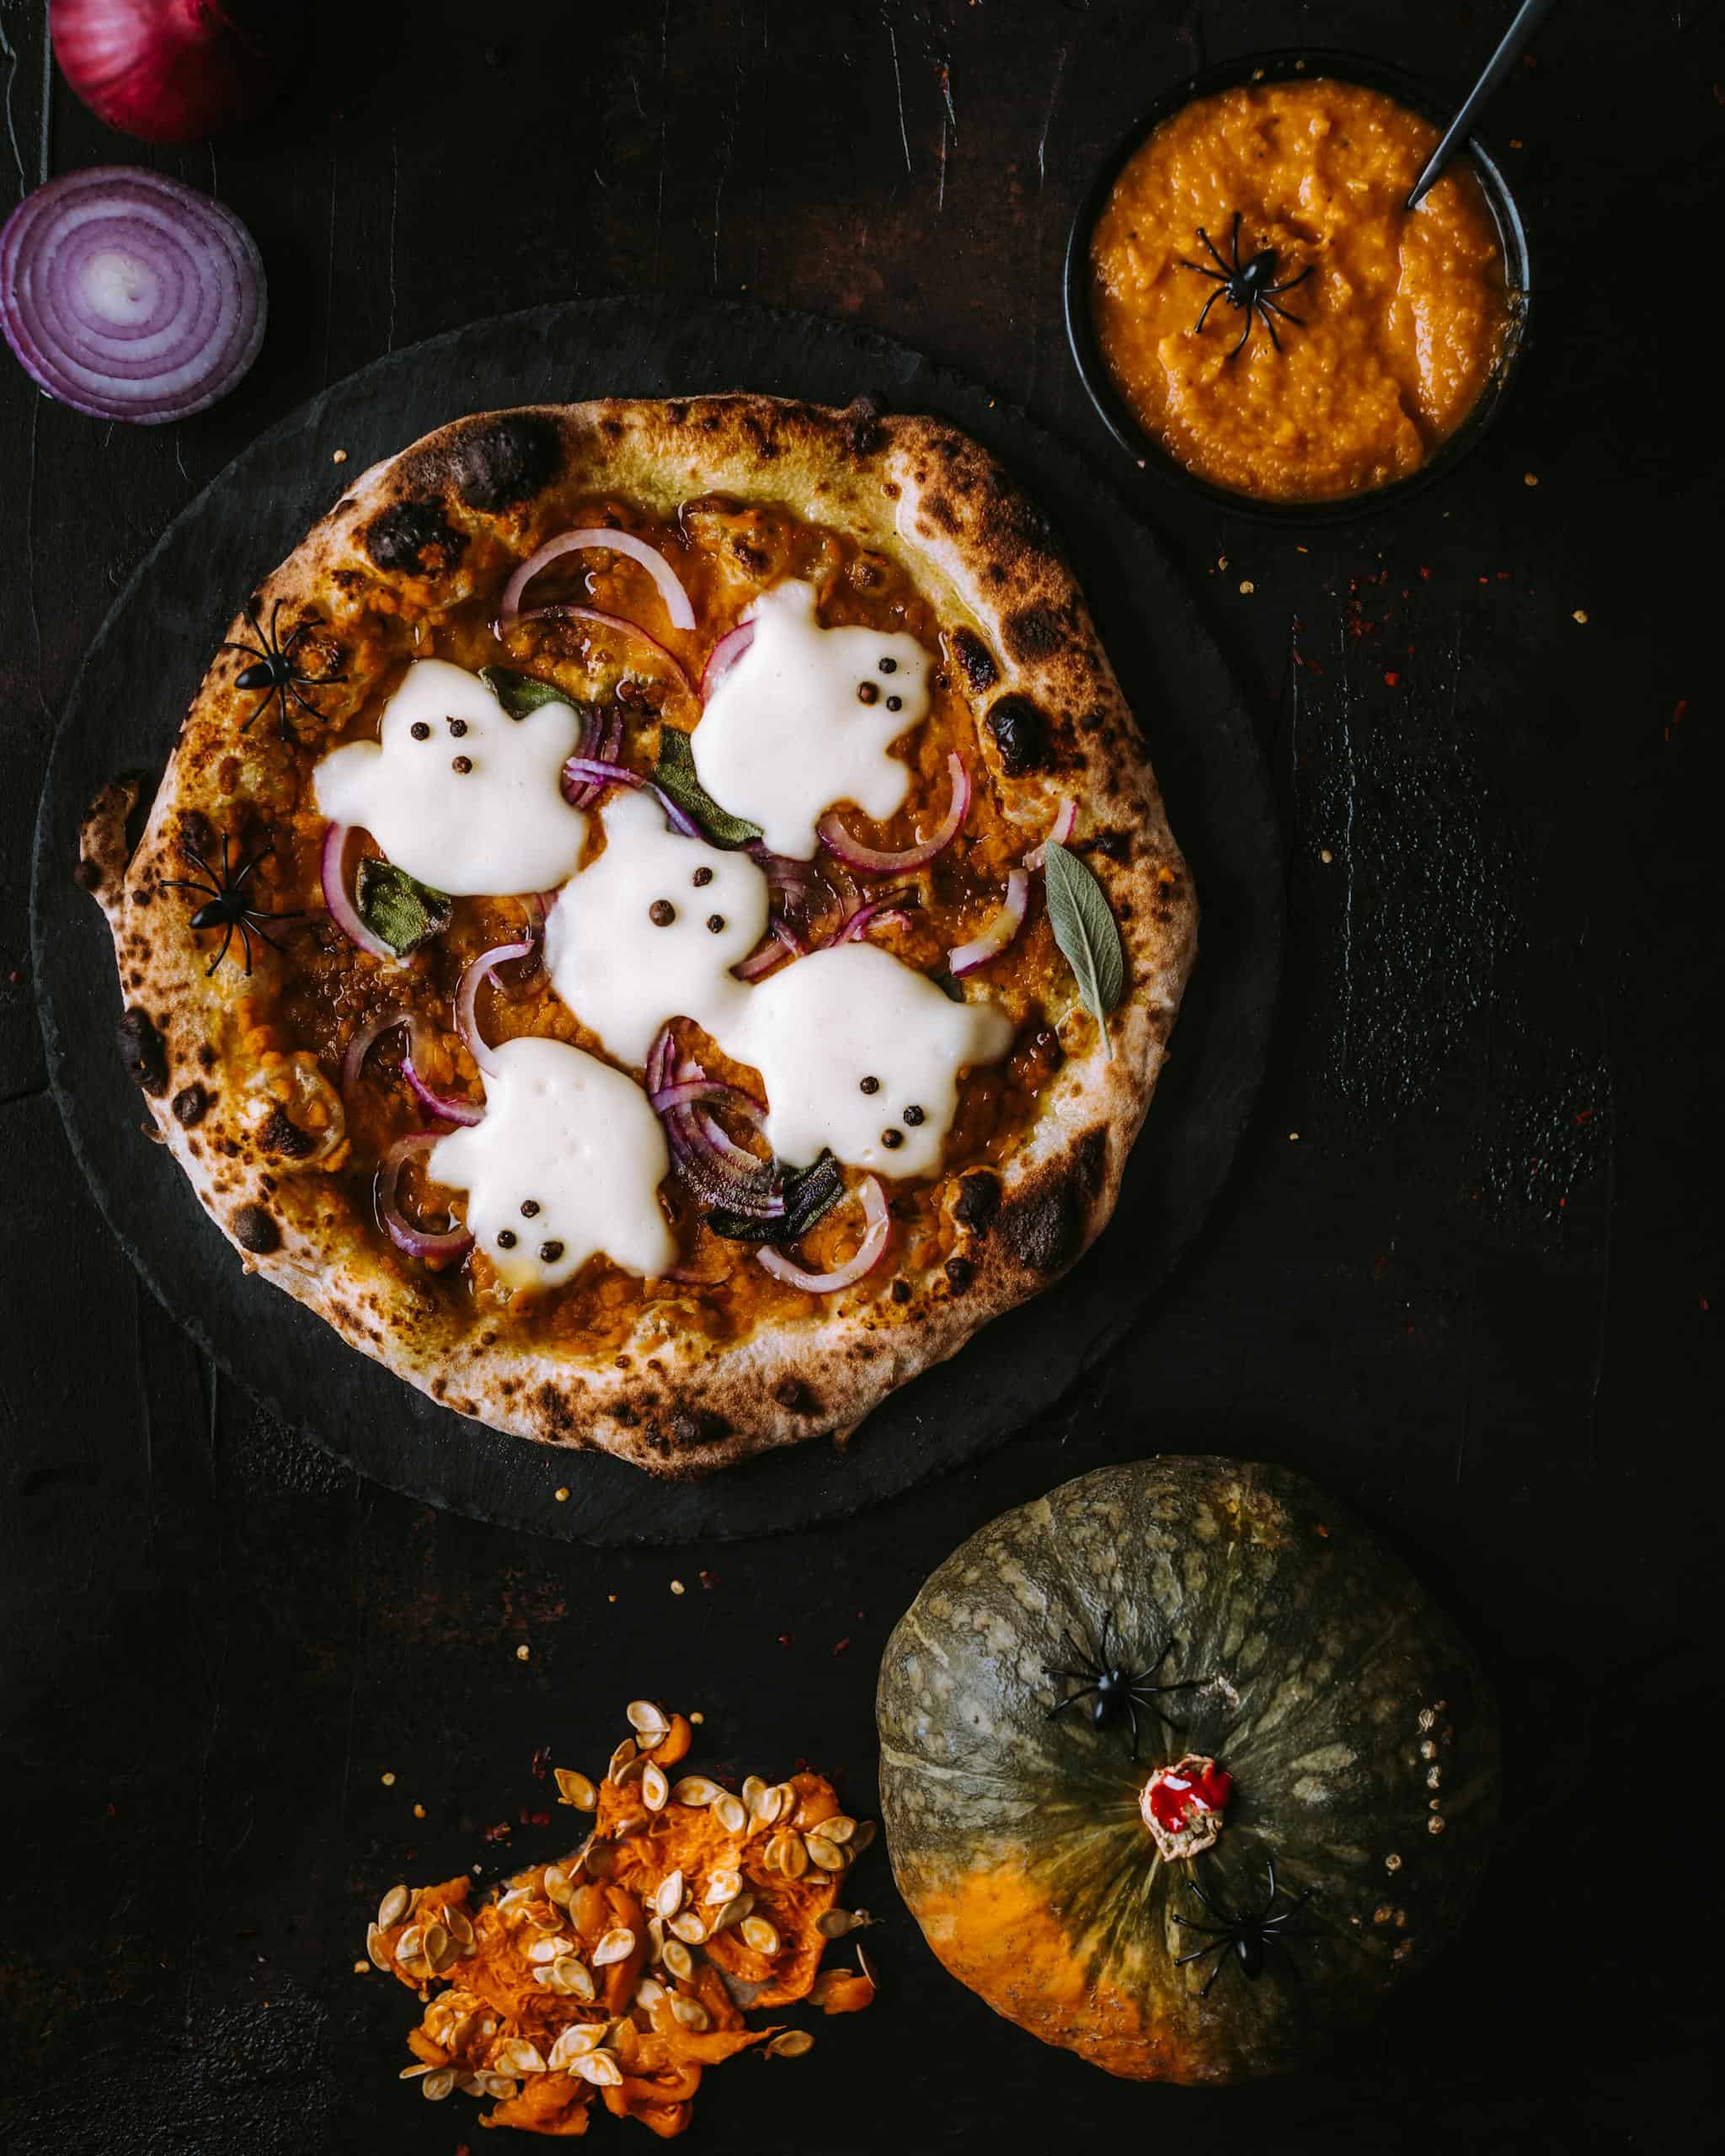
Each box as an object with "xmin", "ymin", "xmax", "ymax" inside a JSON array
[
  {"xmin": 707, "ymin": 1153, "xmax": 844, "ymax": 1246},
  {"xmin": 356, "ymin": 859, "xmax": 452, "ymax": 957},
  {"xmin": 1044, "ymin": 841, "xmax": 1124, "ymax": 1058},
  {"xmin": 654, "ymin": 726, "xmax": 763, "ymax": 850},
  {"xmin": 479, "ymin": 664, "xmax": 581, "ymax": 720}
]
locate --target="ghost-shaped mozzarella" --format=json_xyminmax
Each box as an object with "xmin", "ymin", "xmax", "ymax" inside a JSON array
[
  {"xmin": 691, "ymin": 579, "xmax": 932, "ymax": 859},
  {"xmin": 543, "ymin": 789, "xmax": 769, "ymax": 1066},
  {"xmin": 427, "ymin": 1037, "xmax": 674, "ymax": 1289},
  {"xmin": 313, "ymin": 659, "xmax": 586, "ymax": 896},
  {"xmin": 724, "ymin": 943, "xmax": 1014, "ymax": 1180}
]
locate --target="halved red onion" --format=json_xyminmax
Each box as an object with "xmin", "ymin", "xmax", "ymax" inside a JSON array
[
  {"xmin": 649, "ymin": 1061, "xmax": 781, "ymax": 1217},
  {"xmin": 454, "ymin": 938, "xmax": 536, "ymax": 1079},
  {"xmin": 376, "ymin": 1133, "xmax": 472, "ymax": 1264},
  {"xmin": 320, "ymin": 823, "xmax": 396, "ymax": 961},
  {"xmin": 701, "ymin": 619, "xmax": 756, "ymax": 700},
  {"xmin": 949, "ymin": 869, "xmax": 1030, "ymax": 977},
  {"xmin": 817, "ymin": 753, "xmax": 971, "ymax": 875},
  {"xmin": 0, "ymin": 167, "xmax": 265, "ymax": 424},
  {"xmin": 757, "ymin": 1175, "xmax": 890, "ymax": 1294},
  {"xmin": 1024, "ymin": 798, "xmax": 1078, "ymax": 872},
  {"xmin": 499, "ymin": 529, "xmax": 696, "ymax": 633},
  {"xmin": 513, "ymin": 605, "xmax": 695, "ymax": 695}
]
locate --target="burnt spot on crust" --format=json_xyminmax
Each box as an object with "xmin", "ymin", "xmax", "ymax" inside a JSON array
[
  {"xmin": 1002, "ymin": 602, "xmax": 1071, "ymax": 664},
  {"xmin": 944, "ymin": 1256, "xmax": 974, "ymax": 1292},
  {"xmin": 889, "ymin": 1278, "xmax": 911, "ymax": 1305},
  {"xmin": 986, "ymin": 692, "xmax": 1052, "ymax": 776},
  {"xmin": 671, "ymin": 1408, "xmax": 730, "ymax": 1451},
  {"xmin": 360, "ymin": 498, "xmax": 467, "ymax": 578},
  {"xmin": 953, "ymin": 1169, "xmax": 1001, "ymax": 1232},
  {"xmin": 1076, "ymin": 830, "xmax": 1132, "ymax": 863},
  {"xmin": 259, "ymin": 1104, "xmax": 316, "ymax": 1160},
  {"xmin": 398, "ymin": 412, "xmax": 563, "ymax": 511},
  {"xmin": 178, "ymin": 807, "xmax": 215, "ymax": 861},
  {"xmin": 117, "ymin": 1008, "xmax": 168, "ymax": 1096},
  {"xmin": 925, "ymin": 493, "xmax": 961, "ymax": 534},
  {"xmin": 845, "ymin": 392, "xmax": 888, "ymax": 456},
  {"xmin": 72, "ymin": 857, "xmax": 103, "ymax": 893},
  {"xmin": 172, "ymin": 1083, "xmax": 209, "ymax": 1128},
  {"xmin": 1001, "ymin": 1129, "xmax": 1108, "ymax": 1276},
  {"xmin": 232, "ymin": 1203, "xmax": 280, "ymax": 1255},
  {"xmin": 949, "ymin": 627, "xmax": 999, "ymax": 694},
  {"xmin": 774, "ymin": 1377, "xmax": 819, "ymax": 1414}
]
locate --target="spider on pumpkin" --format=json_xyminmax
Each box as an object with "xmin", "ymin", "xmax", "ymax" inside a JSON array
[
  {"xmin": 1044, "ymin": 1609, "xmax": 1202, "ymax": 1758},
  {"xmin": 163, "ymin": 835, "xmax": 302, "ymax": 977},
  {"xmin": 1174, "ymin": 1854, "xmax": 1321, "ymax": 1996},
  {"xmin": 1179, "ymin": 211, "xmax": 1313, "ymax": 359},
  {"xmin": 221, "ymin": 597, "xmax": 346, "ymax": 740}
]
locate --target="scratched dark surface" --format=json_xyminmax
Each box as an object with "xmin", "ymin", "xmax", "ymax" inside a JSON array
[{"xmin": 0, "ymin": 3, "xmax": 1719, "ymax": 2153}]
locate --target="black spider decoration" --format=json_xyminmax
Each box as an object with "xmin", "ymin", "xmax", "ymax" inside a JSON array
[
  {"xmin": 1179, "ymin": 211, "xmax": 1313, "ymax": 359},
  {"xmin": 1045, "ymin": 1609, "xmax": 1202, "ymax": 1759},
  {"xmin": 1174, "ymin": 1855, "xmax": 1320, "ymax": 1997},
  {"xmin": 163, "ymin": 835, "xmax": 301, "ymax": 977},
  {"xmin": 221, "ymin": 598, "xmax": 346, "ymax": 739}
]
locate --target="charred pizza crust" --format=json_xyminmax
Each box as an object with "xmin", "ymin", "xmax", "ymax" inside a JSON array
[{"xmin": 81, "ymin": 397, "xmax": 1197, "ymax": 1476}]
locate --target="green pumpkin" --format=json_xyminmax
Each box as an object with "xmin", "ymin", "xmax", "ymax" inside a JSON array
[{"xmin": 875, "ymin": 1455, "xmax": 1498, "ymax": 2083}]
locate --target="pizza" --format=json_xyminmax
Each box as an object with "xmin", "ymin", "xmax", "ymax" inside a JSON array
[{"xmin": 78, "ymin": 396, "xmax": 1196, "ymax": 1476}]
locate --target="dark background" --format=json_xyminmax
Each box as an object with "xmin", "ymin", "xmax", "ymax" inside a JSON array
[{"xmin": 2, "ymin": 2, "xmax": 1719, "ymax": 2151}]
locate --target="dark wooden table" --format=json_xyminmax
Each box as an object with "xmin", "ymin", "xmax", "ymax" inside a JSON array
[{"xmin": 3, "ymin": 3, "xmax": 1719, "ymax": 2150}]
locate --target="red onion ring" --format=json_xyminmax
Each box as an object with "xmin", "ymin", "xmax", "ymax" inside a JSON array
[
  {"xmin": 511, "ymin": 605, "xmax": 695, "ymax": 695},
  {"xmin": 649, "ymin": 1078, "xmax": 767, "ymax": 1124},
  {"xmin": 339, "ymin": 1009, "xmax": 419, "ymax": 1107},
  {"xmin": 817, "ymin": 754, "xmax": 971, "ymax": 876},
  {"xmin": 558, "ymin": 752, "xmax": 702, "ymax": 839},
  {"xmin": 319, "ymin": 824, "xmax": 396, "ymax": 962},
  {"xmin": 733, "ymin": 920, "xmax": 801, "ymax": 980},
  {"xmin": 701, "ymin": 619, "xmax": 756, "ymax": 700},
  {"xmin": 454, "ymin": 938, "xmax": 536, "ymax": 1079},
  {"xmin": 402, "ymin": 1057, "xmax": 483, "ymax": 1128},
  {"xmin": 826, "ymin": 893, "xmax": 916, "ymax": 948},
  {"xmin": 949, "ymin": 869, "xmax": 1030, "ymax": 977},
  {"xmin": 757, "ymin": 1175, "xmax": 890, "ymax": 1294},
  {"xmin": 646, "ymin": 1025, "xmax": 676, "ymax": 1097},
  {"xmin": 1023, "ymin": 798, "xmax": 1078, "ymax": 872},
  {"xmin": 499, "ymin": 529, "xmax": 696, "ymax": 633},
  {"xmin": 0, "ymin": 167, "xmax": 265, "ymax": 424},
  {"xmin": 376, "ymin": 1133, "xmax": 472, "ymax": 1264}
]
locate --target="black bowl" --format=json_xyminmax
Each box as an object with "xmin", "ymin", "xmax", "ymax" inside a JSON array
[{"xmin": 1063, "ymin": 47, "xmax": 1533, "ymax": 522}]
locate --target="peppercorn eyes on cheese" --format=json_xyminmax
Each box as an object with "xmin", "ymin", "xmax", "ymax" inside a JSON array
[
  {"xmin": 85, "ymin": 398, "xmax": 1196, "ymax": 1470},
  {"xmin": 366, "ymin": 1704, "xmax": 876, "ymax": 2137}
]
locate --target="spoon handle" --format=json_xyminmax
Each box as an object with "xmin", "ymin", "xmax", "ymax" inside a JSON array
[{"xmin": 1407, "ymin": 0, "xmax": 1561, "ymax": 209}]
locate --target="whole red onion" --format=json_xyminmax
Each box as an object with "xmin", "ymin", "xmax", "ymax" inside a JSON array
[{"xmin": 51, "ymin": 0, "xmax": 303, "ymax": 147}]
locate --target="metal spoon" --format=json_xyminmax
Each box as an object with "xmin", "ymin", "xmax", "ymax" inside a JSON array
[{"xmin": 1407, "ymin": 0, "xmax": 1560, "ymax": 210}]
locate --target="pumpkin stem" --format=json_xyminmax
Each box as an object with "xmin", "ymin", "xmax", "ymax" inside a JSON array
[{"xmin": 1140, "ymin": 1753, "xmax": 1233, "ymax": 1861}]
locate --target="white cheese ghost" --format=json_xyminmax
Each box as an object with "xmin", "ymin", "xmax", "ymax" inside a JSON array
[
  {"xmin": 691, "ymin": 579, "xmax": 932, "ymax": 859},
  {"xmin": 427, "ymin": 1037, "xmax": 675, "ymax": 1289},
  {"xmin": 724, "ymin": 943, "xmax": 1014, "ymax": 1180},
  {"xmin": 313, "ymin": 659, "xmax": 586, "ymax": 896},
  {"xmin": 544, "ymin": 789, "xmax": 770, "ymax": 1067}
]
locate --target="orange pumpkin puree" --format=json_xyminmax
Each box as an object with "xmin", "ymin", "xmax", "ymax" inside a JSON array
[{"xmin": 1089, "ymin": 79, "xmax": 1511, "ymax": 503}]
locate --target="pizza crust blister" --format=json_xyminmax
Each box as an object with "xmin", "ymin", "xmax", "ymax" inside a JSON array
[{"xmin": 83, "ymin": 397, "xmax": 1197, "ymax": 1476}]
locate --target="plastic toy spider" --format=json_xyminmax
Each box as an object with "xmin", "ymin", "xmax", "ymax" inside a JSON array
[
  {"xmin": 1045, "ymin": 1609, "xmax": 1202, "ymax": 1758},
  {"xmin": 221, "ymin": 597, "xmax": 346, "ymax": 739},
  {"xmin": 163, "ymin": 835, "xmax": 301, "ymax": 977},
  {"xmin": 1179, "ymin": 211, "xmax": 1313, "ymax": 359},
  {"xmin": 1174, "ymin": 1854, "xmax": 1320, "ymax": 1996}
]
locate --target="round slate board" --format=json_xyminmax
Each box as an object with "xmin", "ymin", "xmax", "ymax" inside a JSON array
[{"xmin": 32, "ymin": 296, "xmax": 1282, "ymax": 1546}]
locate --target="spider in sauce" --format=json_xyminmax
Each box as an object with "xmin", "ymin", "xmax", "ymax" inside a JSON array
[{"xmin": 1179, "ymin": 211, "xmax": 1313, "ymax": 359}]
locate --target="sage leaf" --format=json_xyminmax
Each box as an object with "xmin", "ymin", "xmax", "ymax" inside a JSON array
[
  {"xmin": 707, "ymin": 1153, "xmax": 844, "ymax": 1246},
  {"xmin": 654, "ymin": 726, "xmax": 763, "ymax": 849},
  {"xmin": 479, "ymin": 664, "xmax": 580, "ymax": 721},
  {"xmin": 356, "ymin": 859, "xmax": 452, "ymax": 957},
  {"xmin": 1044, "ymin": 840, "xmax": 1124, "ymax": 1059}
]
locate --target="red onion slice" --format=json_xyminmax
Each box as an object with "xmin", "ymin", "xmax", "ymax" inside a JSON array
[
  {"xmin": 402, "ymin": 1056, "xmax": 483, "ymax": 1128},
  {"xmin": 817, "ymin": 754, "xmax": 971, "ymax": 875},
  {"xmin": 733, "ymin": 919, "xmax": 801, "ymax": 980},
  {"xmin": 562, "ymin": 755, "xmax": 644, "ymax": 795},
  {"xmin": 649, "ymin": 1077, "xmax": 767, "ymax": 1124},
  {"xmin": 512, "ymin": 605, "xmax": 695, "ymax": 695},
  {"xmin": 701, "ymin": 619, "xmax": 756, "ymax": 700},
  {"xmin": 0, "ymin": 167, "xmax": 265, "ymax": 424},
  {"xmin": 339, "ymin": 1009, "xmax": 419, "ymax": 1107},
  {"xmin": 319, "ymin": 824, "xmax": 396, "ymax": 962},
  {"xmin": 948, "ymin": 869, "xmax": 1030, "ymax": 977},
  {"xmin": 454, "ymin": 938, "xmax": 536, "ymax": 1079},
  {"xmin": 376, "ymin": 1134, "xmax": 472, "ymax": 1264},
  {"xmin": 499, "ymin": 529, "xmax": 696, "ymax": 633},
  {"xmin": 757, "ymin": 1175, "xmax": 890, "ymax": 1294},
  {"xmin": 830, "ymin": 893, "xmax": 916, "ymax": 947},
  {"xmin": 1024, "ymin": 798, "xmax": 1078, "ymax": 872}
]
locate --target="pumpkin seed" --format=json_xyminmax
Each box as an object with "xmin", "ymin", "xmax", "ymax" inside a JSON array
[
  {"xmin": 635, "ymin": 1976, "xmax": 666, "ymax": 2010},
  {"xmin": 526, "ymin": 1935, "xmax": 562, "ymax": 1965},
  {"xmin": 610, "ymin": 1737, "xmax": 639, "ymax": 1777},
  {"xmin": 543, "ymin": 1865, "xmax": 574, "ymax": 1907},
  {"xmin": 497, "ymin": 2038, "xmax": 547, "ymax": 2076},
  {"xmin": 547, "ymin": 2024, "xmax": 606, "ymax": 2068},
  {"xmin": 423, "ymin": 1923, "xmax": 456, "ymax": 1972},
  {"xmin": 457, "ymin": 2073, "xmax": 485, "ymax": 2097},
  {"xmin": 767, "ymin": 1830, "xmax": 806, "ymax": 1879},
  {"xmin": 670, "ymin": 1994, "xmax": 710, "ymax": 2031},
  {"xmin": 808, "ymin": 1814, "xmax": 856, "ymax": 1844},
  {"xmin": 592, "ymin": 1926, "xmax": 637, "ymax": 1966},
  {"xmin": 709, "ymin": 1892, "xmax": 753, "ymax": 1935},
  {"xmin": 445, "ymin": 1906, "xmax": 475, "ymax": 1951},
  {"xmin": 850, "ymin": 1818, "xmax": 878, "ymax": 1854},
  {"xmin": 816, "ymin": 1908, "xmax": 872, "ymax": 1938},
  {"xmin": 741, "ymin": 1774, "xmax": 767, "ymax": 1814},
  {"xmin": 671, "ymin": 1775, "xmax": 724, "ymax": 1807},
  {"xmin": 421, "ymin": 2068, "xmax": 456, "ymax": 2102},
  {"xmin": 642, "ymin": 1761, "xmax": 670, "ymax": 1812},
  {"xmin": 740, "ymin": 1915, "xmax": 780, "ymax": 1956},
  {"xmin": 703, "ymin": 1867, "xmax": 743, "ymax": 1906},
  {"xmin": 804, "ymin": 1834, "xmax": 845, "ymax": 1872},
  {"xmin": 628, "ymin": 1700, "xmax": 670, "ymax": 1741},
  {"xmin": 668, "ymin": 1910, "xmax": 708, "ymax": 1945},
  {"xmin": 857, "ymin": 1942, "xmax": 878, "ymax": 1986},
  {"xmin": 613, "ymin": 1753, "xmax": 648, "ymax": 1788},
  {"xmin": 766, "ymin": 2029, "xmax": 814, "ymax": 2058},
  {"xmin": 563, "ymin": 1958, "xmax": 597, "ymax": 2000},
  {"xmin": 662, "ymin": 1938, "xmax": 695, "ymax": 1982},
  {"xmin": 584, "ymin": 1838, "xmax": 616, "ymax": 1878},
  {"xmin": 654, "ymin": 1870, "xmax": 686, "ymax": 1919},
  {"xmin": 713, "ymin": 1792, "xmax": 749, "ymax": 1835},
  {"xmin": 365, "ymin": 1924, "xmax": 393, "ymax": 1971},
  {"xmin": 555, "ymin": 1768, "xmax": 599, "ymax": 1810},
  {"xmin": 396, "ymin": 1925, "xmax": 425, "ymax": 1962},
  {"xmin": 377, "ymin": 1884, "xmax": 410, "ymax": 1928},
  {"xmin": 572, "ymin": 2050, "xmax": 623, "ymax": 2087},
  {"xmin": 398, "ymin": 2063, "xmax": 433, "ymax": 2080},
  {"xmin": 478, "ymin": 2073, "xmax": 519, "ymax": 2100}
]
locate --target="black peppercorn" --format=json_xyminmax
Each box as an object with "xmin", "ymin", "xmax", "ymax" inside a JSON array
[
  {"xmin": 857, "ymin": 680, "xmax": 880, "ymax": 705},
  {"xmin": 497, "ymin": 1229, "xmax": 517, "ymax": 1249},
  {"xmin": 448, "ymin": 718, "xmax": 468, "ymax": 736},
  {"xmin": 859, "ymin": 1075, "xmax": 880, "ymax": 1095},
  {"xmin": 520, "ymin": 1198, "xmax": 540, "ymax": 1217},
  {"xmin": 879, "ymin": 655, "xmax": 898, "ymax": 674},
  {"xmin": 881, "ymin": 1128, "xmax": 904, "ymax": 1150},
  {"xmin": 885, "ymin": 695, "xmax": 903, "ymax": 712},
  {"xmin": 706, "ymin": 914, "xmax": 725, "ymax": 933},
  {"xmin": 451, "ymin": 755, "xmax": 473, "ymax": 774},
  {"xmin": 649, "ymin": 899, "xmax": 676, "ymax": 926},
  {"xmin": 903, "ymin": 1104, "xmax": 925, "ymax": 1126},
  {"xmin": 410, "ymin": 721, "xmax": 431, "ymax": 740},
  {"xmin": 692, "ymin": 866, "xmax": 714, "ymax": 888},
  {"xmin": 540, "ymin": 1239, "xmax": 564, "ymax": 1263}
]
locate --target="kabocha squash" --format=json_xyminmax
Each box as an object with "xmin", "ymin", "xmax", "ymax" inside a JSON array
[{"xmin": 875, "ymin": 1455, "xmax": 1498, "ymax": 2084}]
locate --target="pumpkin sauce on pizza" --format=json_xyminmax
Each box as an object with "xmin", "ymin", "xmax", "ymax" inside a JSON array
[{"xmin": 80, "ymin": 397, "xmax": 1196, "ymax": 1474}]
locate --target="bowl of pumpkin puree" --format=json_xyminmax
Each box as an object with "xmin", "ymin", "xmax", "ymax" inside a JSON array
[{"xmin": 1066, "ymin": 54, "xmax": 1529, "ymax": 512}]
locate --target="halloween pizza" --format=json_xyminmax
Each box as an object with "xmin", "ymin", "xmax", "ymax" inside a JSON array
[{"xmin": 79, "ymin": 395, "xmax": 1195, "ymax": 1475}]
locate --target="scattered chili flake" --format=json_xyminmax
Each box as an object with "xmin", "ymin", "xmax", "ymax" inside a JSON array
[
  {"xmin": 1418, "ymin": 566, "xmax": 1432, "ymax": 580},
  {"xmin": 699, "ymin": 1569, "xmax": 719, "ymax": 1590},
  {"xmin": 1573, "ymin": 1108, "xmax": 1593, "ymax": 1127},
  {"xmin": 531, "ymin": 1745, "xmax": 551, "ymax": 1780},
  {"xmin": 482, "ymin": 1820, "xmax": 512, "ymax": 1843},
  {"xmin": 1384, "ymin": 670, "xmax": 1402, "ymax": 687},
  {"xmin": 832, "ymin": 1638, "xmax": 852, "ymax": 1657},
  {"xmin": 778, "ymin": 1633, "xmax": 794, "ymax": 1648}
]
